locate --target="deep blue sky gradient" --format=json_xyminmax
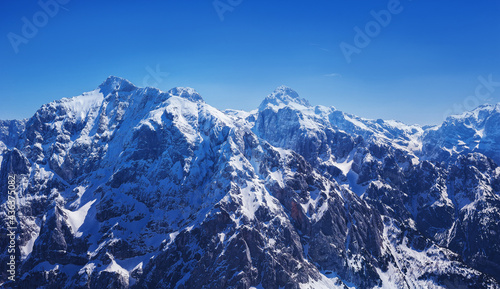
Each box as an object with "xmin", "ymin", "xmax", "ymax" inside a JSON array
[{"xmin": 1, "ymin": 0, "xmax": 499, "ymax": 124}]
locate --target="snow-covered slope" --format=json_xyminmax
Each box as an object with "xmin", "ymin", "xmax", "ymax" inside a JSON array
[
  {"xmin": 1, "ymin": 77, "xmax": 499, "ymax": 289},
  {"xmin": 423, "ymin": 103, "xmax": 500, "ymax": 164}
]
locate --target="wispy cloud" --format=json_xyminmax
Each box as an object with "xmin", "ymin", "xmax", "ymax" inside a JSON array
[
  {"xmin": 310, "ymin": 43, "xmax": 330, "ymax": 52},
  {"xmin": 324, "ymin": 73, "xmax": 342, "ymax": 77}
]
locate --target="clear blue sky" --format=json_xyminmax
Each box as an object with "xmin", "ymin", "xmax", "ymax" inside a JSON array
[{"xmin": 1, "ymin": 0, "xmax": 499, "ymax": 125}]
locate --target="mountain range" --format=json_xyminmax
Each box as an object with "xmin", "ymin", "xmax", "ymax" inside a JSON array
[{"xmin": 1, "ymin": 76, "xmax": 500, "ymax": 288}]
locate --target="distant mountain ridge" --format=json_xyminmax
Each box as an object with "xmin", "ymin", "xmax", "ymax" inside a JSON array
[{"xmin": 1, "ymin": 76, "xmax": 500, "ymax": 289}]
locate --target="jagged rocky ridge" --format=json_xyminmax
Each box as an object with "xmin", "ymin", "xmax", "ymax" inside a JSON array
[{"xmin": 1, "ymin": 77, "xmax": 500, "ymax": 288}]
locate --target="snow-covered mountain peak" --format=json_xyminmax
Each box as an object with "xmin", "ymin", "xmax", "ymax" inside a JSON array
[
  {"xmin": 98, "ymin": 75, "xmax": 137, "ymax": 94},
  {"xmin": 273, "ymin": 85, "xmax": 300, "ymax": 98},
  {"xmin": 259, "ymin": 85, "xmax": 311, "ymax": 110},
  {"xmin": 423, "ymin": 101, "xmax": 500, "ymax": 164},
  {"xmin": 167, "ymin": 87, "xmax": 204, "ymax": 102},
  {"xmin": 3, "ymin": 78, "xmax": 500, "ymax": 289},
  {"xmin": 446, "ymin": 102, "xmax": 500, "ymax": 124}
]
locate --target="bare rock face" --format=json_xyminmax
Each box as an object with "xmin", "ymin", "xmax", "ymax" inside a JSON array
[{"xmin": 1, "ymin": 77, "xmax": 500, "ymax": 288}]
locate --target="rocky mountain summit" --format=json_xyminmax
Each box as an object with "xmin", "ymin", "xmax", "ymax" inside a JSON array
[{"xmin": 1, "ymin": 76, "xmax": 500, "ymax": 288}]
